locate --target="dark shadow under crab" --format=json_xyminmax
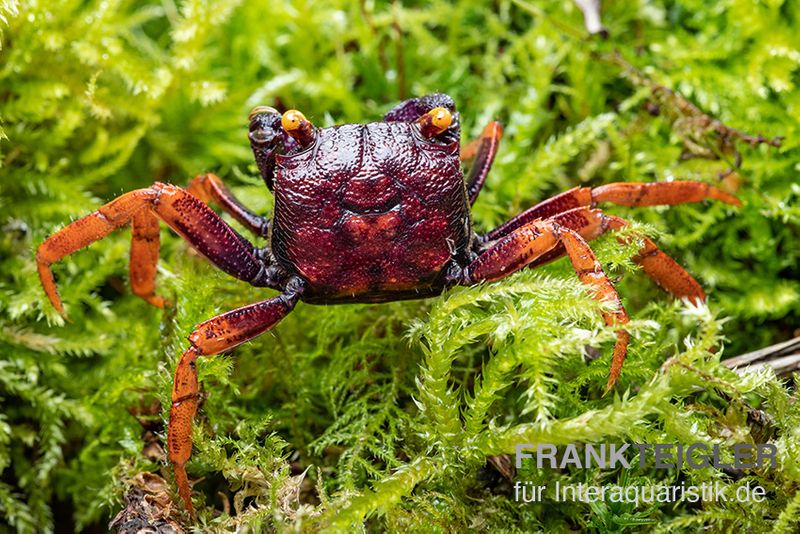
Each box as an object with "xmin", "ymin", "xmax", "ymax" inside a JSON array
[{"xmin": 36, "ymin": 93, "xmax": 740, "ymax": 516}]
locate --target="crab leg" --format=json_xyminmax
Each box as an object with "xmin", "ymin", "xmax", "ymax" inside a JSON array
[
  {"xmin": 485, "ymin": 180, "xmax": 740, "ymax": 241},
  {"xmin": 37, "ymin": 182, "xmax": 272, "ymax": 317},
  {"xmin": 130, "ymin": 209, "xmax": 165, "ymax": 307},
  {"xmin": 603, "ymin": 214, "xmax": 705, "ymax": 301},
  {"xmin": 461, "ymin": 121, "xmax": 503, "ymax": 204},
  {"xmin": 505, "ymin": 207, "xmax": 607, "ymax": 271},
  {"xmin": 533, "ymin": 207, "xmax": 706, "ymax": 302},
  {"xmin": 463, "ymin": 220, "xmax": 630, "ymax": 389},
  {"xmin": 169, "ymin": 280, "xmax": 304, "ymax": 516},
  {"xmin": 187, "ymin": 173, "xmax": 270, "ymax": 237}
]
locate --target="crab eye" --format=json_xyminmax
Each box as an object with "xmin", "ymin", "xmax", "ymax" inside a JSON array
[
  {"xmin": 281, "ymin": 109, "xmax": 316, "ymax": 147},
  {"xmin": 281, "ymin": 110, "xmax": 307, "ymax": 131},
  {"xmin": 418, "ymin": 107, "xmax": 453, "ymax": 138},
  {"xmin": 430, "ymin": 107, "xmax": 452, "ymax": 131}
]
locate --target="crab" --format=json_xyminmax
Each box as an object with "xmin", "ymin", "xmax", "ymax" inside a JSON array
[{"xmin": 36, "ymin": 93, "xmax": 739, "ymax": 515}]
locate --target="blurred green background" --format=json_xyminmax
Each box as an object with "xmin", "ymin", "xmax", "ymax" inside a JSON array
[{"xmin": 1, "ymin": 0, "xmax": 798, "ymax": 531}]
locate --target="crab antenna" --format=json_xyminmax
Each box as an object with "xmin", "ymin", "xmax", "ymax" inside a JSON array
[
  {"xmin": 281, "ymin": 109, "xmax": 316, "ymax": 147},
  {"xmin": 417, "ymin": 107, "xmax": 453, "ymax": 138}
]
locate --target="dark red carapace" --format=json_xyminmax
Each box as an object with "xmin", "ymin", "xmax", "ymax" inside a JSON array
[
  {"xmin": 272, "ymin": 118, "xmax": 468, "ymax": 303},
  {"xmin": 36, "ymin": 93, "xmax": 740, "ymax": 515}
]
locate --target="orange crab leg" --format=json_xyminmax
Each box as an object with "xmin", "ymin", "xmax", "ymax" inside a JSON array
[
  {"xmin": 533, "ymin": 207, "xmax": 706, "ymax": 302},
  {"xmin": 468, "ymin": 205, "xmax": 707, "ymax": 387},
  {"xmin": 464, "ymin": 220, "xmax": 630, "ymax": 389},
  {"xmin": 591, "ymin": 181, "xmax": 740, "ymax": 207},
  {"xmin": 186, "ymin": 173, "xmax": 269, "ymax": 237},
  {"xmin": 559, "ymin": 229, "xmax": 631, "ymax": 389},
  {"xmin": 36, "ymin": 183, "xmax": 270, "ymax": 317},
  {"xmin": 169, "ymin": 282, "xmax": 303, "ymax": 516},
  {"xmin": 130, "ymin": 209, "xmax": 165, "ymax": 308},
  {"xmin": 461, "ymin": 121, "xmax": 503, "ymax": 204},
  {"xmin": 485, "ymin": 180, "xmax": 739, "ymax": 241},
  {"xmin": 603, "ymin": 215, "xmax": 705, "ymax": 302},
  {"xmin": 37, "ymin": 188, "xmax": 159, "ymax": 316},
  {"xmin": 513, "ymin": 206, "xmax": 706, "ymax": 302}
]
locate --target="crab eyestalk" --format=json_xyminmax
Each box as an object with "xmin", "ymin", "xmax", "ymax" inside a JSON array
[
  {"xmin": 417, "ymin": 107, "xmax": 453, "ymax": 139},
  {"xmin": 248, "ymin": 106, "xmax": 282, "ymax": 147},
  {"xmin": 281, "ymin": 109, "xmax": 316, "ymax": 147},
  {"xmin": 248, "ymin": 106, "xmax": 284, "ymax": 189}
]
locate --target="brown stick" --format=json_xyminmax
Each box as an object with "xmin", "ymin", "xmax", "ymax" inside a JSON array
[{"xmin": 723, "ymin": 337, "xmax": 800, "ymax": 377}]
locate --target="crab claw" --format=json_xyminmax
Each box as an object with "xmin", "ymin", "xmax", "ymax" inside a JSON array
[
  {"xmin": 417, "ymin": 107, "xmax": 453, "ymax": 139},
  {"xmin": 281, "ymin": 109, "xmax": 316, "ymax": 147}
]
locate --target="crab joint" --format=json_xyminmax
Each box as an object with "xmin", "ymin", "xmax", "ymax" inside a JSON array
[
  {"xmin": 281, "ymin": 109, "xmax": 316, "ymax": 146},
  {"xmin": 417, "ymin": 107, "xmax": 453, "ymax": 138}
]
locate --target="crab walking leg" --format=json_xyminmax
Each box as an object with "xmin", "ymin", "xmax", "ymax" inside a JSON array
[
  {"xmin": 461, "ymin": 122, "xmax": 503, "ymax": 204},
  {"xmin": 507, "ymin": 207, "xmax": 610, "ymax": 271},
  {"xmin": 37, "ymin": 183, "xmax": 270, "ymax": 317},
  {"xmin": 603, "ymin": 215, "xmax": 705, "ymax": 302},
  {"xmin": 464, "ymin": 221, "xmax": 630, "ymax": 389},
  {"xmin": 187, "ymin": 173, "xmax": 270, "ymax": 237},
  {"xmin": 130, "ymin": 209, "xmax": 165, "ymax": 307},
  {"xmin": 485, "ymin": 181, "xmax": 740, "ymax": 241},
  {"xmin": 518, "ymin": 207, "xmax": 706, "ymax": 302},
  {"xmin": 169, "ymin": 282, "xmax": 304, "ymax": 516}
]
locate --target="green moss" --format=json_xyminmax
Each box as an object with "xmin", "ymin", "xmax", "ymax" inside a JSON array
[{"xmin": 1, "ymin": 0, "xmax": 799, "ymax": 532}]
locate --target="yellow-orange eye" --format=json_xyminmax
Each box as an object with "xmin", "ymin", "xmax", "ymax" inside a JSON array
[
  {"xmin": 281, "ymin": 110, "xmax": 307, "ymax": 132},
  {"xmin": 418, "ymin": 107, "xmax": 453, "ymax": 139},
  {"xmin": 429, "ymin": 107, "xmax": 452, "ymax": 132},
  {"xmin": 280, "ymin": 109, "xmax": 316, "ymax": 147}
]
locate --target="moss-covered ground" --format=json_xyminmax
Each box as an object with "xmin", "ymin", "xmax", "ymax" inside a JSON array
[{"xmin": 1, "ymin": 1, "xmax": 799, "ymax": 531}]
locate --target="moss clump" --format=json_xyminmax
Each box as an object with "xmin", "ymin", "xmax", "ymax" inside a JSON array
[{"xmin": 1, "ymin": 0, "xmax": 799, "ymax": 531}]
